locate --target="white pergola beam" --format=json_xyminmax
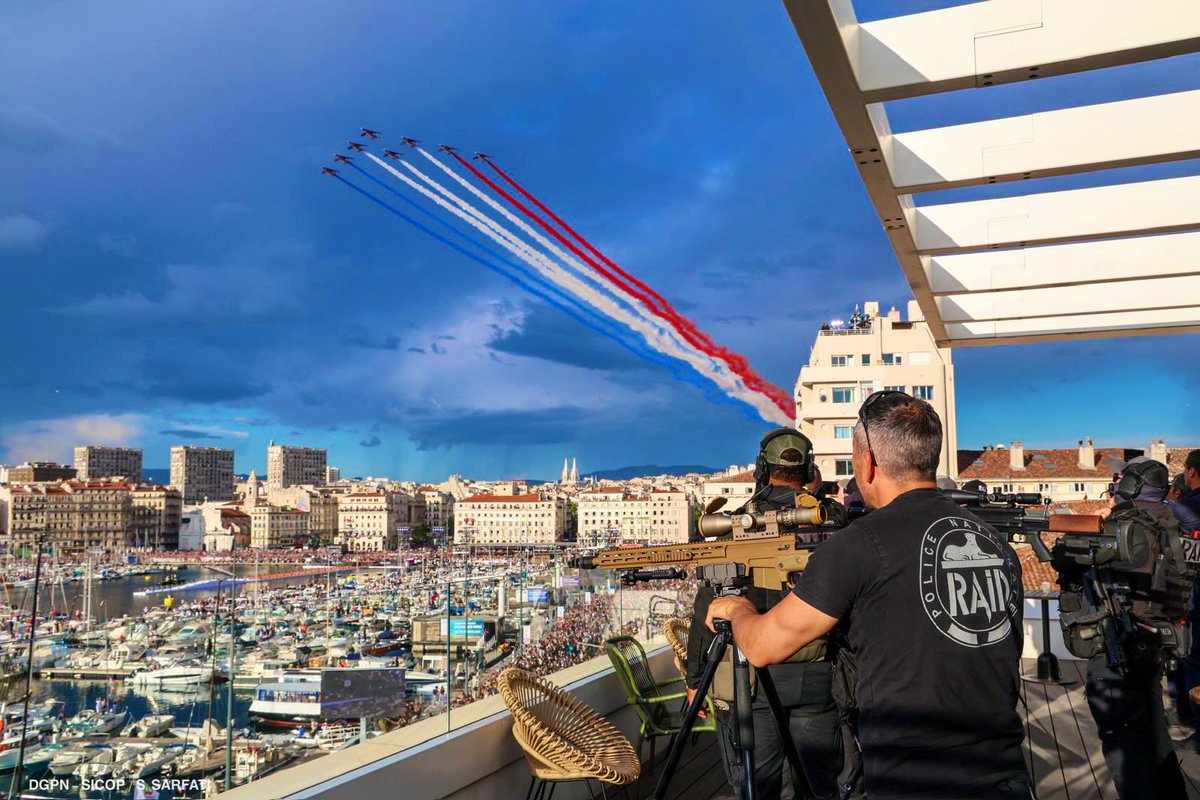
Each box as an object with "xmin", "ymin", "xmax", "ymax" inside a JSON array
[
  {"xmin": 926, "ymin": 230, "xmax": 1200, "ymax": 295},
  {"xmin": 938, "ymin": 275, "xmax": 1200, "ymax": 322},
  {"xmin": 947, "ymin": 308, "xmax": 1200, "ymax": 346},
  {"xmin": 857, "ymin": 0, "xmax": 1200, "ymax": 102},
  {"xmin": 914, "ymin": 175, "xmax": 1200, "ymax": 254},
  {"xmin": 782, "ymin": 0, "xmax": 1200, "ymax": 347},
  {"xmin": 892, "ymin": 89, "xmax": 1200, "ymax": 193}
]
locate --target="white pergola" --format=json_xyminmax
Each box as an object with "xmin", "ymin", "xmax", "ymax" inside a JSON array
[{"xmin": 782, "ymin": 0, "xmax": 1200, "ymax": 346}]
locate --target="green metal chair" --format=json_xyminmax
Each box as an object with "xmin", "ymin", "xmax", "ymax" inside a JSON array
[{"xmin": 604, "ymin": 635, "xmax": 715, "ymax": 773}]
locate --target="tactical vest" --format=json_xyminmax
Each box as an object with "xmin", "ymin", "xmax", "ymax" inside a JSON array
[{"xmin": 1056, "ymin": 502, "xmax": 1195, "ymax": 659}]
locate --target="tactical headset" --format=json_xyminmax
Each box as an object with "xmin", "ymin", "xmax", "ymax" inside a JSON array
[
  {"xmin": 1112, "ymin": 456, "xmax": 1170, "ymax": 502},
  {"xmin": 754, "ymin": 427, "xmax": 817, "ymax": 486}
]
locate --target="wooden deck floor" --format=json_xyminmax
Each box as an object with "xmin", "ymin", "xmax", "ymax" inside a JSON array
[{"xmin": 633, "ymin": 659, "xmax": 1200, "ymax": 800}]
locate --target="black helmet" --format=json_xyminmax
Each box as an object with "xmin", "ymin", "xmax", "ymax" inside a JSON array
[{"xmin": 1114, "ymin": 456, "xmax": 1169, "ymax": 502}]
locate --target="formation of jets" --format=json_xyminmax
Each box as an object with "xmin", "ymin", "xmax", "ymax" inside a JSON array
[{"xmin": 323, "ymin": 130, "xmax": 493, "ymax": 179}]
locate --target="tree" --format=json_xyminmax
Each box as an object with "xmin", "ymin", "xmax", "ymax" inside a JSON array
[{"xmin": 410, "ymin": 524, "xmax": 433, "ymax": 548}]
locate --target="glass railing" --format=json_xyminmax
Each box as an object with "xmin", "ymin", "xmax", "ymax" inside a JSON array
[{"xmin": 422, "ymin": 549, "xmax": 700, "ymax": 734}]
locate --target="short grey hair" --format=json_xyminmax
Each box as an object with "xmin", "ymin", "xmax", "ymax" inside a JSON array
[{"xmin": 854, "ymin": 394, "xmax": 943, "ymax": 482}]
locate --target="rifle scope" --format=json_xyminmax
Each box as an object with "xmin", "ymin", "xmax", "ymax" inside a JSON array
[{"xmin": 698, "ymin": 505, "xmax": 826, "ymax": 538}]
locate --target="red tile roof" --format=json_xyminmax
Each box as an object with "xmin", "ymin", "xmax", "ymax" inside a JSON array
[
  {"xmin": 708, "ymin": 471, "xmax": 755, "ymax": 484},
  {"xmin": 460, "ymin": 493, "xmax": 545, "ymax": 504},
  {"xmin": 957, "ymin": 447, "xmax": 1139, "ymax": 481}
]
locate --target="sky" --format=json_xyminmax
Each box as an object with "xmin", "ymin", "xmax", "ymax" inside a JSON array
[{"xmin": 0, "ymin": 1, "xmax": 1196, "ymax": 480}]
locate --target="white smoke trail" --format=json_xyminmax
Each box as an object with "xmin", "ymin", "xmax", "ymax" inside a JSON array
[
  {"xmin": 410, "ymin": 148, "xmax": 658, "ymax": 321},
  {"xmin": 365, "ymin": 152, "xmax": 787, "ymax": 424}
]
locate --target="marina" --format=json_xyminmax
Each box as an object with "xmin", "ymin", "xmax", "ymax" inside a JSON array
[{"xmin": 0, "ymin": 548, "xmax": 604, "ymax": 797}]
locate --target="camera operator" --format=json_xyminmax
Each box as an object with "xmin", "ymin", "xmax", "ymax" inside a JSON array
[
  {"xmin": 1054, "ymin": 457, "xmax": 1189, "ymax": 798},
  {"xmin": 686, "ymin": 427, "xmax": 843, "ymax": 800},
  {"xmin": 706, "ymin": 391, "xmax": 1030, "ymax": 799}
]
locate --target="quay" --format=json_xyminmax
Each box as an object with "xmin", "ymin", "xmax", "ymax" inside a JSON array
[
  {"xmin": 34, "ymin": 665, "xmax": 136, "ymax": 681},
  {"xmin": 133, "ymin": 566, "xmax": 355, "ymax": 596}
]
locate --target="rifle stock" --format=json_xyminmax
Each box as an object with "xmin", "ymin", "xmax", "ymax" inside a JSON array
[{"xmin": 572, "ymin": 535, "xmax": 815, "ymax": 591}]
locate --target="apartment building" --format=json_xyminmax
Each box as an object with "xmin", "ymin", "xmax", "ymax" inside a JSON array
[
  {"xmin": 267, "ymin": 442, "xmax": 327, "ymax": 489},
  {"xmin": 130, "ymin": 485, "xmax": 183, "ymax": 550},
  {"xmin": 74, "ymin": 446, "xmax": 142, "ymax": 481},
  {"xmin": 337, "ymin": 492, "xmax": 398, "ymax": 552},
  {"xmin": 699, "ymin": 471, "xmax": 758, "ymax": 513},
  {"xmin": 0, "ymin": 479, "xmax": 180, "ymax": 553},
  {"xmin": 7, "ymin": 462, "xmax": 76, "ymax": 483},
  {"xmin": 418, "ymin": 487, "xmax": 454, "ymax": 528},
  {"xmin": 453, "ymin": 493, "xmax": 568, "ymax": 546},
  {"xmin": 248, "ymin": 505, "xmax": 309, "ymax": 549},
  {"xmin": 795, "ymin": 300, "xmax": 957, "ymax": 480},
  {"xmin": 170, "ymin": 446, "xmax": 235, "ymax": 504},
  {"xmin": 957, "ymin": 437, "xmax": 1141, "ymax": 503},
  {"xmin": 576, "ymin": 487, "xmax": 693, "ymax": 547}
]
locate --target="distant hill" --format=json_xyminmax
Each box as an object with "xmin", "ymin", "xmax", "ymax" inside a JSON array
[{"xmin": 582, "ymin": 465, "xmax": 721, "ymax": 481}]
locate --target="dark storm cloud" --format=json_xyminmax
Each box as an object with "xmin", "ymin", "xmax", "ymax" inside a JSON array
[
  {"xmin": 403, "ymin": 406, "xmax": 591, "ymax": 451},
  {"xmin": 159, "ymin": 428, "xmax": 222, "ymax": 440},
  {"xmin": 487, "ymin": 303, "xmax": 651, "ymax": 373},
  {"xmin": 360, "ymin": 423, "xmax": 381, "ymax": 448}
]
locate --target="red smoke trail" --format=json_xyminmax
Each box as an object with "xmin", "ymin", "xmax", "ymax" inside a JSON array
[{"xmin": 447, "ymin": 151, "xmax": 794, "ymax": 419}]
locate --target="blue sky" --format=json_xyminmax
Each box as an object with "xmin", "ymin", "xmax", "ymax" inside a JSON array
[{"xmin": 1, "ymin": 1, "xmax": 1196, "ymax": 480}]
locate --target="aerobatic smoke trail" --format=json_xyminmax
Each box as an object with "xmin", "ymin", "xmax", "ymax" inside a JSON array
[
  {"xmin": 478, "ymin": 156, "xmax": 795, "ymax": 417},
  {"xmin": 362, "ymin": 152, "xmax": 788, "ymax": 424},
  {"xmin": 448, "ymin": 151, "xmax": 794, "ymax": 420},
  {"xmin": 346, "ymin": 160, "xmax": 662, "ymax": 372},
  {"xmin": 411, "ymin": 149, "xmax": 659, "ymax": 330},
  {"xmin": 332, "ymin": 172, "xmax": 751, "ymax": 417}
]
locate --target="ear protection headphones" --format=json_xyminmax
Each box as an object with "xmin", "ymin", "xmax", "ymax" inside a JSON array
[
  {"xmin": 755, "ymin": 427, "xmax": 817, "ymax": 486},
  {"xmin": 1113, "ymin": 456, "xmax": 1169, "ymax": 502}
]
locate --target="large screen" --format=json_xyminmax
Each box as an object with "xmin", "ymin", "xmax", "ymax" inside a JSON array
[{"xmin": 319, "ymin": 667, "xmax": 406, "ymax": 720}]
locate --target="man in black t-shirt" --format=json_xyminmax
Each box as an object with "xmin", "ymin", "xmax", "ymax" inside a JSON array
[{"xmin": 707, "ymin": 392, "xmax": 1030, "ymax": 799}]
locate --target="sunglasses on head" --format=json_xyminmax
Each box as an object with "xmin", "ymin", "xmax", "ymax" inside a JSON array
[{"xmin": 857, "ymin": 389, "xmax": 911, "ymax": 465}]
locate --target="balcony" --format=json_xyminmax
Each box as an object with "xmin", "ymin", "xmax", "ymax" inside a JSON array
[{"xmin": 217, "ymin": 604, "xmax": 1200, "ymax": 800}]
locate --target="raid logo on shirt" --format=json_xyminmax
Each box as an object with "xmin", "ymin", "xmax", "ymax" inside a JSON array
[{"xmin": 919, "ymin": 516, "xmax": 1020, "ymax": 648}]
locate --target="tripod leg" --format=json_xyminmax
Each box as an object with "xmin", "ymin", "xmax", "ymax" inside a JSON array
[
  {"xmin": 651, "ymin": 630, "xmax": 729, "ymax": 800},
  {"xmin": 757, "ymin": 666, "xmax": 816, "ymax": 800},
  {"xmin": 731, "ymin": 639, "xmax": 757, "ymax": 800}
]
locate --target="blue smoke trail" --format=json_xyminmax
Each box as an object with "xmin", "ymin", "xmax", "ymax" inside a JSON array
[{"xmin": 333, "ymin": 174, "xmax": 758, "ymax": 420}]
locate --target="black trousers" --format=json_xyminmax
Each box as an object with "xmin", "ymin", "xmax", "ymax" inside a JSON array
[
  {"xmin": 1086, "ymin": 639, "xmax": 1188, "ymax": 800},
  {"xmin": 716, "ymin": 661, "xmax": 843, "ymax": 800}
]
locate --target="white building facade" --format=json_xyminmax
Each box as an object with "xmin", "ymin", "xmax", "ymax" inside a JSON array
[
  {"xmin": 576, "ymin": 487, "xmax": 693, "ymax": 547},
  {"xmin": 453, "ymin": 493, "xmax": 568, "ymax": 546},
  {"xmin": 795, "ymin": 301, "xmax": 958, "ymax": 481}
]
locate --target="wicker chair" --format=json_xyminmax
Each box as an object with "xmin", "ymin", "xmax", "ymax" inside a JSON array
[
  {"xmin": 498, "ymin": 668, "xmax": 640, "ymax": 799},
  {"xmin": 605, "ymin": 635, "xmax": 715, "ymax": 772},
  {"xmin": 662, "ymin": 618, "xmax": 690, "ymax": 678}
]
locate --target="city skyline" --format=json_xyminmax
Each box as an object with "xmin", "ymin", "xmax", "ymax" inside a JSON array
[{"xmin": 1, "ymin": 1, "xmax": 1196, "ymax": 481}]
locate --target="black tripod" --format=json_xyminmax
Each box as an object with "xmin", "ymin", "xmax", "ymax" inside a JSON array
[{"xmin": 651, "ymin": 607, "xmax": 815, "ymax": 800}]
